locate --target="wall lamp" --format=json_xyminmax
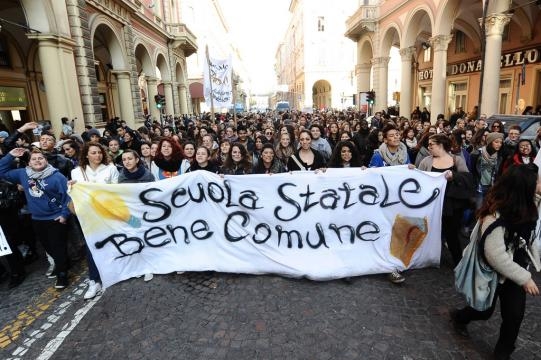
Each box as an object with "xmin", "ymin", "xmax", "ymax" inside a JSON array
[
  {"xmin": 421, "ymin": 42, "xmax": 431, "ymax": 50},
  {"xmin": 0, "ymin": 17, "xmax": 41, "ymax": 34}
]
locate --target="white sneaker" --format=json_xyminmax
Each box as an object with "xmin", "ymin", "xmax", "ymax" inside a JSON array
[
  {"xmin": 84, "ymin": 280, "xmax": 102, "ymax": 300},
  {"xmin": 143, "ymin": 273, "xmax": 153, "ymax": 282}
]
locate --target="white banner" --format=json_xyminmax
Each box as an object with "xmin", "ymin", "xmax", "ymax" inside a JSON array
[
  {"xmin": 70, "ymin": 167, "xmax": 447, "ymax": 289},
  {"xmin": 204, "ymin": 55, "xmax": 233, "ymax": 108},
  {"xmin": 0, "ymin": 225, "xmax": 12, "ymax": 256}
]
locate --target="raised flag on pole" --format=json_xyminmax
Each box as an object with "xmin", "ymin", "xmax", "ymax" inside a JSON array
[{"xmin": 204, "ymin": 54, "xmax": 233, "ymax": 108}]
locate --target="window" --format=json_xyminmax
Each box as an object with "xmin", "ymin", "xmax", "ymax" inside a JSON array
[
  {"xmin": 0, "ymin": 39, "xmax": 11, "ymax": 67},
  {"xmin": 423, "ymin": 48, "xmax": 431, "ymax": 63},
  {"xmin": 499, "ymin": 79, "xmax": 512, "ymax": 114},
  {"xmin": 317, "ymin": 16, "xmax": 325, "ymax": 32},
  {"xmin": 451, "ymin": 82, "xmax": 467, "ymax": 112},
  {"xmin": 455, "ymin": 30, "xmax": 466, "ymax": 53}
]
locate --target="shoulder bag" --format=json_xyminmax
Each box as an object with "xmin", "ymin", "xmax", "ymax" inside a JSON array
[{"xmin": 454, "ymin": 218, "xmax": 503, "ymax": 311}]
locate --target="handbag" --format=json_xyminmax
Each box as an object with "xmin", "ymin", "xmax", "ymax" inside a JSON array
[{"xmin": 454, "ymin": 218, "xmax": 503, "ymax": 311}]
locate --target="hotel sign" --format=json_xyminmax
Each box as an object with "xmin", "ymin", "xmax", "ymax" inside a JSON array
[{"xmin": 418, "ymin": 46, "xmax": 541, "ymax": 80}]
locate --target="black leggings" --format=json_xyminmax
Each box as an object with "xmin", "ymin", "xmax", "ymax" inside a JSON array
[
  {"xmin": 442, "ymin": 210, "xmax": 463, "ymax": 266},
  {"xmin": 455, "ymin": 280, "xmax": 526, "ymax": 355}
]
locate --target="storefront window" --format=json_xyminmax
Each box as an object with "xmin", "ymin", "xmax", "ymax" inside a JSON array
[{"xmin": 499, "ymin": 79, "xmax": 511, "ymax": 114}]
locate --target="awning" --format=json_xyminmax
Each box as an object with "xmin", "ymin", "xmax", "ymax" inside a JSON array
[{"xmin": 189, "ymin": 82, "xmax": 204, "ymax": 98}]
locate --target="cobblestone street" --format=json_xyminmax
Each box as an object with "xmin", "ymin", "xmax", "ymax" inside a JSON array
[{"xmin": 1, "ymin": 255, "xmax": 540, "ymax": 360}]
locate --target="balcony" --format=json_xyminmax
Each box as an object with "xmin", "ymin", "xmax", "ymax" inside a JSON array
[
  {"xmin": 166, "ymin": 23, "xmax": 198, "ymax": 57},
  {"xmin": 345, "ymin": 5, "xmax": 378, "ymax": 41}
]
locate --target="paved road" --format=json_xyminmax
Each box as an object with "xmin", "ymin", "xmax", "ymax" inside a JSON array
[{"xmin": 1, "ymin": 254, "xmax": 540, "ymax": 360}]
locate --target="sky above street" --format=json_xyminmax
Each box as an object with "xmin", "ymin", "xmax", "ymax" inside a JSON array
[{"xmin": 219, "ymin": 0, "xmax": 291, "ymax": 94}]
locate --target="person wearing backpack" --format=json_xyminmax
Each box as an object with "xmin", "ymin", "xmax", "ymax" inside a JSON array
[{"xmin": 450, "ymin": 164, "xmax": 540, "ymax": 360}]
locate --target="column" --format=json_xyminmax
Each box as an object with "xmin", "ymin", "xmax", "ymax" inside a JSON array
[
  {"xmin": 355, "ymin": 62, "xmax": 371, "ymax": 92},
  {"xmin": 429, "ymin": 34, "xmax": 453, "ymax": 123},
  {"xmin": 146, "ymin": 77, "xmax": 160, "ymax": 123},
  {"xmin": 163, "ymin": 82, "xmax": 174, "ymax": 116},
  {"xmin": 480, "ymin": 13, "xmax": 512, "ymax": 117},
  {"xmin": 399, "ymin": 47, "xmax": 416, "ymax": 118},
  {"xmin": 371, "ymin": 57, "xmax": 389, "ymax": 113},
  {"xmin": 179, "ymin": 85, "xmax": 188, "ymax": 115},
  {"xmin": 31, "ymin": 35, "xmax": 84, "ymax": 137},
  {"xmin": 112, "ymin": 70, "xmax": 135, "ymax": 128}
]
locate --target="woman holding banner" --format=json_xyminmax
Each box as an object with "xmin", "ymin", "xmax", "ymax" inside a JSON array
[
  {"xmin": 72, "ymin": 142, "xmax": 119, "ymax": 300},
  {"xmin": 418, "ymin": 134, "xmax": 473, "ymax": 266},
  {"xmin": 287, "ymin": 130, "xmax": 326, "ymax": 171},
  {"xmin": 119, "ymin": 149, "xmax": 155, "ymax": 282}
]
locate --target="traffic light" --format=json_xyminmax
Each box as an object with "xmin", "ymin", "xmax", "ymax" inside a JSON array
[
  {"xmin": 367, "ymin": 90, "xmax": 375, "ymax": 105},
  {"xmin": 154, "ymin": 94, "xmax": 166, "ymax": 109}
]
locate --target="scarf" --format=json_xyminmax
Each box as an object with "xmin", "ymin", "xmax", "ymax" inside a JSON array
[
  {"xmin": 122, "ymin": 164, "xmax": 146, "ymax": 180},
  {"xmin": 479, "ymin": 146, "xmax": 499, "ymax": 186},
  {"xmin": 504, "ymin": 138, "xmax": 518, "ymax": 147},
  {"xmin": 405, "ymin": 138, "xmax": 417, "ymax": 149},
  {"xmin": 26, "ymin": 164, "xmax": 56, "ymax": 180},
  {"xmin": 378, "ymin": 142, "xmax": 408, "ymax": 165},
  {"xmin": 154, "ymin": 157, "xmax": 181, "ymax": 172}
]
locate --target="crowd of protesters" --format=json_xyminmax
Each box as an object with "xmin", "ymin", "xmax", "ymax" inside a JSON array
[{"xmin": 0, "ymin": 107, "xmax": 540, "ymax": 356}]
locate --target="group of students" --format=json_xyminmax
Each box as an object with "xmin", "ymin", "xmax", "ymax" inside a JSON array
[{"xmin": 0, "ymin": 108, "xmax": 540, "ymax": 359}]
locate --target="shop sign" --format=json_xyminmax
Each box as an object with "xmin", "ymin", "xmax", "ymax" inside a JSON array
[
  {"xmin": 449, "ymin": 47, "xmax": 541, "ymax": 76},
  {"xmin": 0, "ymin": 86, "xmax": 27, "ymax": 108},
  {"xmin": 418, "ymin": 46, "xmax": 541, "ymax": 79},
  {"xmin": 418, "ymin": 69, "xmax": 433, "ymax": 81}
]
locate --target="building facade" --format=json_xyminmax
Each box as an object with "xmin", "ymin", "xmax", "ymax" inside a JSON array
[
  {"xmin": 345, "ymin": 0, "xmax": 541, "ymax": 121},
  {"xmin": 275, "ymin": 0, "xmax": 358, "ymax": 111},
  {"xmin": 0, "ymin": 0, "xmax": 197, "ymax": 136}
]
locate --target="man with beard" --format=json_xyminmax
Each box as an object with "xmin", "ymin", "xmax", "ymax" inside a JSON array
[{"xmin": 352, "ymin": 119, "xmax": 372, "ymax": 166}]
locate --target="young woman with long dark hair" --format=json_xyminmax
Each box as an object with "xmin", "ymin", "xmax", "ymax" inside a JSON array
[
  {"xmin": 252, "ymin": 143, "xmax": 285, "ymax": 174},
  {"xmin": 328, "ymin": 141, "xmax": 363, "ymax": 168},
  {"xmin": 450, "ymin": 164, "xmax": 540, "ymax": 359},
  {"xmin": 221, "ymin": 143, "xmax": 252, "ymax": 175}
]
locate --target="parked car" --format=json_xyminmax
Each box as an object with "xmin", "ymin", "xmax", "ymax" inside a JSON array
[{"xmin": 487, "ymin": 114, "xmax": 541, "ymax": 140}]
